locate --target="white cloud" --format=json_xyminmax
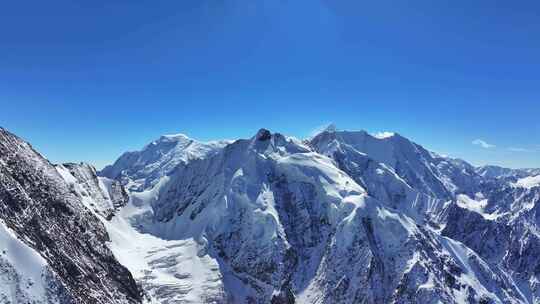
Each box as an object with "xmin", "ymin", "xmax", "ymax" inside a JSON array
[
  {"xmin": 472, "ymin": 139, "xmax": 495, "ymax": 149},
  {"xmin": 507, "ymin": 147, "xmax": 534, "ymax": 152}
]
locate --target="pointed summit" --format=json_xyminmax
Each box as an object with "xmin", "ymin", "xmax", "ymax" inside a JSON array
[
  {"xmin": 324, "ymin": 123, "xmax": 337, "ymax": 133},
  {"xmin": 255, "ymin": 128, "xmax": 272, "ymax": 141},
  {"xmin": 309, "ymin": 123, "xmax": 338, "ymax": 139}
]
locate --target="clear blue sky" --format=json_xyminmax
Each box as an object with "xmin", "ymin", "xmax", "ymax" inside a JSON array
[{"xmin": 0, "ymin": 1, "xmax": 539, "ymax": 169}]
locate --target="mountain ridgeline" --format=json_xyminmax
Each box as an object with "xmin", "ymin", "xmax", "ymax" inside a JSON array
[
  {"xmin": 1, "ymin": 126, "xmax": 540, "ymax": 303},
  {"xmin": 0, "ymin": 128, "xmax": 140, "ymax": 304}
]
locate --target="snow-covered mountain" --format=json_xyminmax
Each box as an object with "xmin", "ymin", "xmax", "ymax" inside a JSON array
[
  {"xmin": 475, "ymin": 165, "xmax": 540, "ymax": 180},
  {"xmin": 309, "ymin": 130, "xmax": 484, "ymax": 200},
  {"xmin": 0, "ymin": 128, "xmax": 141, "ymax": 303},
  {"xmin": 100, "ymin": 133, "xmax": 230, "ymax": 191},
  {"xmin": 91, "ymin": 127, "xmax": 537, "ymax": 303},
  {"xmin": 2, "ymin": 125, "xmax": 540, "ymax": 303}
]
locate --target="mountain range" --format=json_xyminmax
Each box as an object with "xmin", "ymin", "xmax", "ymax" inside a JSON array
[{"xmin": 1, "ymin": 126, "xmax": 539, "ymax": 303}]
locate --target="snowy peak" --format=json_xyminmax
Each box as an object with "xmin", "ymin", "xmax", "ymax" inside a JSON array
[
  {"xmin": 246, "ymin": 128, "xmax": 311, "ymax": 156},
  {"xmin": 144, "ymin": 132, "xmax": 197, "ymax": 149},
  {"xmin": 254, "ymin": 128, "xmax": 272, "ymax": 141},
  {"xmin": 309, "ymin": 123, "xmax": 338, "ymax": 139},
  {"xmin": 158, "ymin": 132, "xmax": 191, "ymax": 141},
  {"xmin": 105, "ymin": 127, "xmax": 530, "ymax": 303},
  {"xmin": 310, "ymin": 129, "xmax": 410, "ymax": 160},
  {"xmin": 310, "ymin": 129, "xmax": 490, "ymax": 202},
  {"xmin": 138, "ymin": 128, "xmax": 375, "ymax": 301},
  {"xmin": 4, "ymin": 125, "xmax": 540, "ymax": 304},
  {"xmin": 324, "ymin": 123, "xmax": 337, "ymax": 133},
  {"xmin": 100, "ymin": 132, "xmax": 230, "ymax": 191},
  {"xmin": 476, "ymin": 165, "xmax": 540, "ymax": 180}
]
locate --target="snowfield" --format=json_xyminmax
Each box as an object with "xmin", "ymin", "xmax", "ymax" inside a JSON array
[
  {"xmin": 94, "ymin": 127, "xmax": 539, "ymax": 303},
  {"xmin": 0, "ymin": 220, "xmax": 50, "ymax": 303},
  {"xmin": 2, "ymin": 125, "xmax": 540, "ymax": 303},
  {"xmin": 513, "ymin": 175, "xmax": 540, "ymax": 189}
]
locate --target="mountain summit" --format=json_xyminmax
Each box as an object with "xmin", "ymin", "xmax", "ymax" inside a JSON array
[
  {"xmin": 100, "ymin": 133, "xmax": 230, "ymax": 191},
  {"xmin": 2, "ymin": 126, "xmax": 540, "ymax": 303},
  {"xmin": 96, "ymin": 128, "xmax": 539, "ymax": 303}
]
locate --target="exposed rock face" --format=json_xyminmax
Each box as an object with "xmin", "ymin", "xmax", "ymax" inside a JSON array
[
  {"xmin": 56, "ymin": 162, "xmax": 128, "ymax": 219},
  {"xmin": 98, "ymin": 128, "xmax": 534, "ymax": 303},
  {"xmin": 4, "ymin": 125, "xmax": 540, "ymax": 304},
  {"xmin": 441, "ymin": 185, "xmax": 540, "ymax": 303},
  {"xmin": 0, "ymin": 128, "xmax": 141, "ymax": 304}
]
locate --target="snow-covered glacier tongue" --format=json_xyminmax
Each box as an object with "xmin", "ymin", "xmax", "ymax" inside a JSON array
[{"xmin": 89, "ymin": 127, "xmax": 536, "ymax": 303}]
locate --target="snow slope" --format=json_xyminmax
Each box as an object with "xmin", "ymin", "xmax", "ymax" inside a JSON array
[
  {"xmin": 56, "ymin": 162, "xmax": 128, "ymax": 219},
  {"xmin": 9, "ymin": 124, "xmax": 537, "ymax": 304},
  {"xmin": 513, "ymin": 175, "xmax": 540, "ymax": 189},
  {"xmin": 94, "ymin": 128, "xmax": 533, "ymax": 303},
  {"xmin": 105, "ymin": 208, "xmax": 226, "ymax": 304},
  {"xmin": 0, "ymin": 220, "xmax": 64, "ymax": 304},
  {"xmin": 62, "ymin": 162, "xmax": 228, "ymax": 302},
  {"xmin": 100, "ymin": 133, "xmax": 230, "ymax": 191},
  {"xmin": 309, "ymin": 129, "xmax": 483, "ymax": 201},
  {"xmin": 0, "ymin": 127, "xmax": 141, "ymax": 304}
]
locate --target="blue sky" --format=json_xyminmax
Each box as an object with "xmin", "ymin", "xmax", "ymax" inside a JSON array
[{"xmin": 0, "ymin": 0, "xmax": 539, "ymax": 169}]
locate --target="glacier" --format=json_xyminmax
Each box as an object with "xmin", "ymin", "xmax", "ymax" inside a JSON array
[
  {"xmin": 2, "ymin": 125, "xmax": 540, "ymax": 303},
  {"xmin": 94, "ymin": 127, "xmax": 539, "ymax": 303}
]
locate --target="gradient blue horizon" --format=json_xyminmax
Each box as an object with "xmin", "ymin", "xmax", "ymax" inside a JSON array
[{"xmin": 1, "ymin": 1, "xmax": 539, "ymax": 169}]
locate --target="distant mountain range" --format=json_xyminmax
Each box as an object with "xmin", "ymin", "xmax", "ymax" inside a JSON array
[{"xmin": 1, "ymin": 126, "xmax": 540, "ymax": 303}]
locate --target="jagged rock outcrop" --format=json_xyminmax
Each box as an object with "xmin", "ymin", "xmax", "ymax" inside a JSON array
[
  {"xmin": 0, "ymin": 127, "xmax": 141, "ymax": 304},
  {"xmin": 99, "ymin": 128, "xmax": 532, "ymax": 303},
  {"xmin": 56, "ymin": 162, "xmax": 128, "ymax": 219},
  {"xmin": 3, "ymin": 124, "xmax": 540, "ymax": 304}
]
